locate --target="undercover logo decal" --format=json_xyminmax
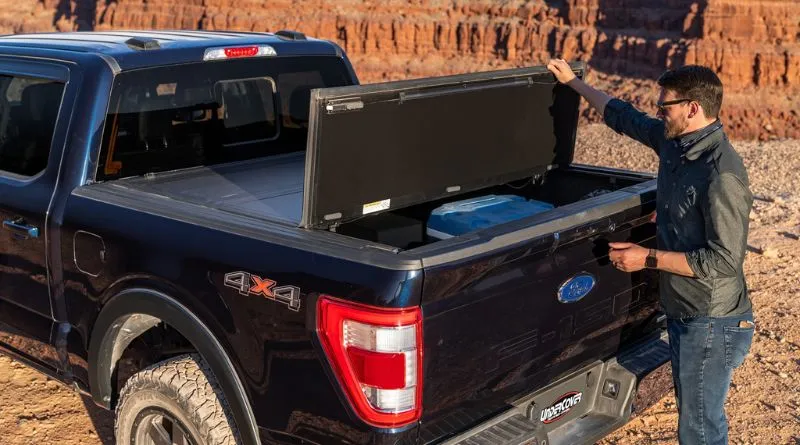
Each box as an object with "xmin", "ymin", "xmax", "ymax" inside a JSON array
[{"xmin": 540, "ymin": 391, "xmax": 583, "ymax": 424}]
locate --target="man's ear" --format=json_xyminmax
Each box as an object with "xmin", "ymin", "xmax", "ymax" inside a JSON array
[{"xmin": 689, "ymin": 101, "xmax": 702, "ymax": 119}]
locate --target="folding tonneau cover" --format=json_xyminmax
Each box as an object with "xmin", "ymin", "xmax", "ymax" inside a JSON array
[{"xmin": 300, "ymin": 62, "xmax": 584, "ymax": 229}]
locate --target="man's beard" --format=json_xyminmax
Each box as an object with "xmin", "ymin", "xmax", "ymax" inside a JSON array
[{"xmin": 664, "ymin": 115, "xmax": 689, "ymax": 139}]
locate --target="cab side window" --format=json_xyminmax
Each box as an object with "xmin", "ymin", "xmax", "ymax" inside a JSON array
[{"xmin": 0, "ymin": 76, "xmax": 65, "ymax": 177}]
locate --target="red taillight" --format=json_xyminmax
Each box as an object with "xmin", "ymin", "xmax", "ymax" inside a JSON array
[
  {"xmin": 224, "ymin": 46, "xmax": 259, "ymax": 58},
  {"xmin": 347, "ymin": 349, "xmax": 406, "ymax": 389},
  {"xmin": 317, "ymin": 296, "xmax": 423, "ymax": 428}
]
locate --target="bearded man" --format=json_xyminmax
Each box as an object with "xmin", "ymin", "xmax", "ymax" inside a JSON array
[{"xmin": 547, "ymin": 60, "xmax": 755, "ymax": 445}]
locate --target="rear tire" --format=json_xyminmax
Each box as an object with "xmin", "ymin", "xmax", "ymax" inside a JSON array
[{"xmin": 115, "ymin": 354, "xmax": 240, "ymax": 445}]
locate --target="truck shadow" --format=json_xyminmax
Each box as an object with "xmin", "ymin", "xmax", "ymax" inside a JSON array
[
  {"xmin": 81, "ymin": 394, "xmax": 116, "ymax": 445},
  {"xmin": 630, "ymin": 363, "xmax": 674, "ymax": 417}
]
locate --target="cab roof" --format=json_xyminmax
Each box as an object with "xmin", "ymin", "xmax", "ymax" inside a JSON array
[{"xmin": 0, "ymin": 30, "xmax": 342, "ymax": 71}]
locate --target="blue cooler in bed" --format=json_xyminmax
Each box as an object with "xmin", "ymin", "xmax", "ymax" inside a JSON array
[{"xmin": 426, "ymin": 195, "xmax": 554, "ymax": 239}]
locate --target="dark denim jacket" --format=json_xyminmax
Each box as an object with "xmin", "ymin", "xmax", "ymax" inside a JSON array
[{"xmin": 603, "ymin": 99, "xmax": 753, "ymax": 318}]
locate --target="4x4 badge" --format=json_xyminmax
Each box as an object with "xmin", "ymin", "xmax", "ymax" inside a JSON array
[{"xmin": 224, "ymin": 271, "xmax": 301, "ymax": 312}]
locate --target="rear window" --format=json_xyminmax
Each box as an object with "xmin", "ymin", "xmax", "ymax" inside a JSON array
[{"xmin": 97, "ymin": 56, "xmax": 351, "ymax": 180}]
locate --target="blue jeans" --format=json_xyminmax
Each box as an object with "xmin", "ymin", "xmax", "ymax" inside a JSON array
[{"xmin": 667, "ymin": 313, "xmax": 755, "ymax": 445}]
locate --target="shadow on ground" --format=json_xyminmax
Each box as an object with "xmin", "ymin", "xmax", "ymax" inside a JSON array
[{"xmin": 81, "ymin": 394, "xmax": 115, "ymax": 444}]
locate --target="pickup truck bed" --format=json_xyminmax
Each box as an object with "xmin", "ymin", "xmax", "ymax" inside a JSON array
[{"xmin": 110, "ymin": 152, "xmax": 307, "ymax": 225}]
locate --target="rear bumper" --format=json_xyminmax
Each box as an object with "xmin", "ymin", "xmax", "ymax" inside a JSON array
[{"xmin": 438, "ymin": 330, "xmax": 671, "ymax": 445}]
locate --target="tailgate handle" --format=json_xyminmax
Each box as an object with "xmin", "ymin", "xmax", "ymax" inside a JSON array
[
  {"xmin": 575, "ymin": 219, "xmax": 616, "ymax": 240},
  {"xmin": 589, "ymin": 222, "xmax": 613, "ymax": 238},
  {"xmin": 553, "ymin": 219, "xmax": 615, "ymax": 250},
  {"xmin": 3, "ymin": 219, "xmax": 39, "ymax": 238}
]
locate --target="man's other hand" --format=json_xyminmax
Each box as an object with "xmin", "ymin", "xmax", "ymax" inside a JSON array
[
  {"xmin": 547, "ymin": 59, "xmax": 577, "ymax": 84},
  {"xmin": 609, "ymin": 242, "xmax": 648, "ymax": 272}
]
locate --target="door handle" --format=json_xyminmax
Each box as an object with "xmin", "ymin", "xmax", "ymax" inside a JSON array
[{"xmin": 3, "ymin": 219, "xmax": 39, "ymax": 238}]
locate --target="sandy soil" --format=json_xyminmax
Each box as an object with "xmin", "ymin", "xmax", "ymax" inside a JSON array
[{"xmin": 0, "ymin": 124, "xmax": 797, "ymax": 444}]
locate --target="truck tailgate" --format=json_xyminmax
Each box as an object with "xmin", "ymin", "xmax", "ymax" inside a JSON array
[{"xmin": 417, "ymin": 186, "xmax": 660, "ymax": 442}]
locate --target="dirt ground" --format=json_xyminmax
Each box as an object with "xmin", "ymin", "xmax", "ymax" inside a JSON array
[{"xmin": 0, "ymin": 124, "xmax": 798, "ymax": 444}]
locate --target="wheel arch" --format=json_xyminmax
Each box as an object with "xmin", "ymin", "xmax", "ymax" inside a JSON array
[{"xmin": 88, "ymin": 287, "xmax": 261, "ymax": 445}]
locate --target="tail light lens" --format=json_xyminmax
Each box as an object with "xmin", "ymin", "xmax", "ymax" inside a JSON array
[{"xmin": 317, "ymin": 296, "xmax": 423, "ymax": 428}]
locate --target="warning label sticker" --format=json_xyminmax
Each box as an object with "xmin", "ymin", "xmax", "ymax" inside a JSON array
[{"xmin": 362, "ymin": 199, "xmax": 391, "ymax": 215}]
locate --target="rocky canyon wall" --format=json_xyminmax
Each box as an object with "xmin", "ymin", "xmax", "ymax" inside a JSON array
[{"xmin": 0, "ymin": 0, "xmax": 797, "ymax": 140}]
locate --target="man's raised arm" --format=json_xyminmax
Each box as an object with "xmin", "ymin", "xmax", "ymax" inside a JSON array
[
  {"xmin": 547, "ymin": 59, "xmax": 612, "ymax": 115},
  {"xmin": 546, "ymin": 59, "xmax": 664, "ymax": 153}
]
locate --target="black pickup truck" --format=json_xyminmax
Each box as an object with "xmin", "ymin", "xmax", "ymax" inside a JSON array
[{"xmin": 0, "ymin": 30, "xmax": 671, "ymax": 445}]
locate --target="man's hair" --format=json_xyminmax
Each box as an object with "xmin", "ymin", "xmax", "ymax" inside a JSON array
[{"xmin": 657, "ymin": 65, "xmax": 723, "ymax": 118}]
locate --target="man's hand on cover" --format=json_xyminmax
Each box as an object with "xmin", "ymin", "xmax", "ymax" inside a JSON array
[{"xmin": 547, "ymin": 59, "xmax": 577, "ymax": 84}]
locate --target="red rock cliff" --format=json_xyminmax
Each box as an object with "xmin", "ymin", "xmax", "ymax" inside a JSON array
[{"xmin": 1, "ymin": 0, "xmax": 798, "ymax": 140}]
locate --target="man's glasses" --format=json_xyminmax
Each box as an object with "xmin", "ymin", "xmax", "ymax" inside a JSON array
[{"xmin": 656, "ymin": 98, "xmax": 692, "ymax": 113}]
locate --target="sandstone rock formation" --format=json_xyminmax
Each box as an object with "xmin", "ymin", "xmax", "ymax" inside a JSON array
[{"xmin": 0, "ymin": 0, "xmax": 797, "ymax": 140}]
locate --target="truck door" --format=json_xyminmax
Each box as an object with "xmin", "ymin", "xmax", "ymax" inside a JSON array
[{"xmin": 0, "ymin": 59, "xmax": 72, "ymax": 371}]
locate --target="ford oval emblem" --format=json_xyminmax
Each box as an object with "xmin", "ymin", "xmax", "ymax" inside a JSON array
[{"xmin": 557, "ymin": 273, "xmax": 596, "ymax": 303}]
